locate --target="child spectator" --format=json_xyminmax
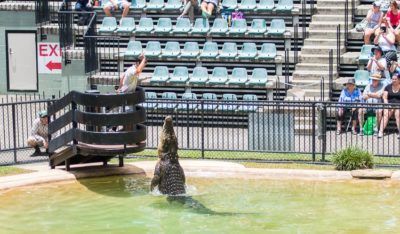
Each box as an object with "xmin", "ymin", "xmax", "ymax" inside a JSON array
[
  {"xmin": 336, "ymin": 78, "xmax": 363, "ymax": 135},
  {"xmin": 364, "ymin": 1, "xmax": 383, "ymax": 44},
  {"xmin": 358, "ymin": 73, "xmax": 384, "ymax": 136},
  {"xmin": 103, "ymin": 0, "xmax": 131, "ymax": 20},
  {"xmin": 378, "ymin": 73, "xmax": 400, "ymax": 138}
]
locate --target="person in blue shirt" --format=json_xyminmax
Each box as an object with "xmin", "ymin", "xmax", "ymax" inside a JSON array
[
  {"xmin": 75, "ymin": 0, "xmax": 93, "ymax": 25},
  {"xmin": 336, "ymin": 78, "xmax": 363, "ymax": 135}
]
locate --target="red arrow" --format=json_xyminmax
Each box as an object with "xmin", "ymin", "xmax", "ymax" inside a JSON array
[{"xmin": 46, "ymin": 61, "xmax": 62, "ymax": 71}]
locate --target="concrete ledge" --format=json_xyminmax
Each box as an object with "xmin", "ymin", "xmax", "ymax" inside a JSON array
[{"xmin": 351, "ymin": 169, "xmax": 393, "ymax": 179}]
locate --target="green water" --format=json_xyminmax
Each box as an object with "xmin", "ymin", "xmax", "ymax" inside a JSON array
[{"xmin": 0, "ymin": 176, "xmax": 400, "ymax": 233}]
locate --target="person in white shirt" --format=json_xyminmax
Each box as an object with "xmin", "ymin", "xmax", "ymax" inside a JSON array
[
  {"xmin": 27, "ymin": 110, "xmax": 48, "ymax": 156},
  {"xmin": 117, "ymin": 53, "xmax": 147, "ymax": 94}
]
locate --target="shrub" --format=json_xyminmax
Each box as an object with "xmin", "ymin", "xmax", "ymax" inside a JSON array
[{"xmin": 332, "ymin": 147, "xmax": 374, "ymax": 171}]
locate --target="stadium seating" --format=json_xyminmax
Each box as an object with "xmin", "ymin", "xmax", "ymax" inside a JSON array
[
  {"xmin": 217, "ymin": 93, "xmax": 238, "ymax": 112},
  {"xmin": 154, "ymin": 18, "xmax": 173, "ymax": 34},
  {"xmin": 202, "ymin": 93, "xmax": 218, "ymax": 111},
  {"xmin": 164, "ymin": 0, "xmax": 183, "ymax": 10},
  {"xmin": 162, "ymin": 41, "xmax": 180, "ymax": 58},
  {"xmin": 222, "ymin": 0, "xmax": 238, "ymax": 10},
  {"xmin": 189, "ymin": 67, "xmax": 209, "ymax": 85},
  {"xmin": 228, "ymin": 68, "xmax": 248, "ymax": 85},
  {"xmin": 257, "ymin": 0, "xmax": 274, "ymax": 12},
  {"xmin": 150, "ymin": 66, "xmax": 170, "ymax": 84},
  {"xmin": 219, "ymin": 43, "xmax": 238, "ymax": 60},
  {"xmin": 173, "ymin": 18, "xmax": 191, "ymax": 34},
  {"xmin": 144, "ymin": 41, "xmax": 162, "ymax": 58},
  {"xmin": 267, "ymin": 19, "xmax": 286, "ymax": 36},
  {"xmin": 180, "ymin": 42, "xmax": 200, "ymax": 59},
  {"xmin": 239, "ymin": 0, "xmax": 257, "ymax": 11},
  {"xmin": 275, "ymin": 0, "xmax": 294, "ymax": 13},
  {"xmin": 177, "ymin": 93, "xmax": 198, "ymax": 111},
  {"xmin": 169, "ymin": 66, "xmax": 190, "ymax": 84},
  {"xmin": 257, "ymin": 43, "xmax": 277, "ymax": 60},
  {"xmin": 191, "ymin": 18, "xmax": 210, "ymax": 35},
  {"xmin": 142, "ymin": 92, "xmax": 158, "ymax": 109},
  {"xmin": 131, "ymin": 0, "xmax": 146, "ymax": 10},
  {"xmin": 124, "ymin": 41, "xmax": 142, "ymax": 59},
  {"xmin": 229, "ymin": 19, "xmax": 247, "ymax": 36},
  {"xmin": 116, "ymin": 17, "xmax": 135, "ymax": 34},
  {"xmin": 247, "ymin": 68, "xmax": 268, "ymax": 86},
  {"xmin": 208, "ymin": 67, "xmax": 229, "ymax": 85},
  {"xmin": 98, "ymin": 17, "xmax": 117, "ymax": 34},
  {"xmin": 158, "ymin": 92, "xmax": 178, "ymax": 110},
  {"xmin": 248, "ymin": 19, "xmax": 267, "ymax": 36},
  {"xmin": 146, "ymin": 0, "xmax": 164, "ymax": 11},
  {"xmin": 200, "ymin": 41, "xmax": 219, "ymax": 59},
  {"xmin": 358, "ymin": 45, "xmax": 374, "ymax": 64},
  {"xmin": 238, "ymin": 43, "xmax": 257, "ymax": 60},
  {"xmin": 354, "ymin": 70, "xmax": 370, "ymax": 87},
  {"xmin": 237, "ymin": 94, "xmax": 259, "ymax": 112},
  {"xmin": 210, "ymin": 18, "xmax": 229, "ymax": 36},
  {"xmin": 136, "ymin": 17, "xmax": 154, "ymax": 34}
]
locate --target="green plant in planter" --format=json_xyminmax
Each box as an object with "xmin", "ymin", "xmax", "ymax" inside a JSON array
[{"xmin": 332, "ymin": 147, "xmax": 374, "ymax": 171}]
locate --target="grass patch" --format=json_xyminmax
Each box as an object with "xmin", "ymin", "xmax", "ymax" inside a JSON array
[
  {"xmin": 0, "ymin": 166, "xmax": 32, "ymax": 177},
  {"xmin": 241, "ymin": 162, "xmax": 335, "ymax": 170}
]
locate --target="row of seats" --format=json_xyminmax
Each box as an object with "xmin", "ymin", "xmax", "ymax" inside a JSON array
[
  {"xmin": 99, "ymin": 17, "xmax": 286, "ymax": 37},
  {"xmin": 358, "ymin": 44, "xmax": 374, "ymax": 64},
  {"xmin": 99, "ymin": 0, "xmax": 293, "ymax": 13},
  {"xmin": 125, "ymin": 41, "xmax": 277, "ymax": 61},
  {"xmin": 150, "ymin": 66, "xmax": 270, "ymax": 86},
  {"xmin": 143, "ymin": 92, "xmax": 259, "ymax": 112}
]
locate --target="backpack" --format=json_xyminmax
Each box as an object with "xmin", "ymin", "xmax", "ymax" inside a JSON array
[
  {"xmin": 356, "ymin": 18, "xmax": 368, "ymax": 32},
  {"xmin": 231, "ymin": 11, "xmax": 244, "ymax": 20},
  {"xmin": 363, "ymin": 115, "xmax": 376, "ymax": 135}
]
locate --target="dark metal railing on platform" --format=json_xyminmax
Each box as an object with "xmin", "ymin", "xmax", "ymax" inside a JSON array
[{"xmin": 328, "ymin": 49, "xmax": 334, "ymax": 101}]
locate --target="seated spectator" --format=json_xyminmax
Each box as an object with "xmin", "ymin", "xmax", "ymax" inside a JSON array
[
  {"xmin": 364, "ymin": 1, "xmax": 383, "ymax": 44},
  {"xmin": 27, "ymin": 111, "xmax": 49, "ymax": 157},
  {"xmin": 385, "ymin": 1, "xmax": 400, "ymax": 42},
  {"xmin": 201, "ymin": 0, "xmax": 218, "ymax": 18},
  {"xmin": 378, "ymin": 73, "xmax": 400, "ymax": 138},
  {"xmin": 75, "ymin": 0, "xmax": 93, "ymax": 25},
  {"xmin": 336, "ymin": 78, "xmax": 363, "ymax": 135},
  {"xmin": 358, "ymin": 73, "xmax": 384, "ymax": 136},
  {"xmin": 178, "ymin": 0, "xmax": 199, "ymax": 23},
  {"xmin": 103, "ymin": 0, "xmax": 131, "ymax": 19},
  {"xmin": 374, "ymin": 19, "xmax": 396, "ymax": 53},
  {"xmin": 117, "ymin": 53, "xmax": 147, "ymax": 94},
  {"xmin": 366, "ymin": 46, "xmax": 388, "ymax": 79}
]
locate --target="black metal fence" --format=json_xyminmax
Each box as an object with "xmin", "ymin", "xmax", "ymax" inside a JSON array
[{"xmin": 2, "ymin": 96, "xmax": 400, "ymax": 166}]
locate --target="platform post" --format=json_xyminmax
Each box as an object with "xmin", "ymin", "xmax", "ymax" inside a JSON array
[
  {"xmin": 118, "ymin": 155, "xmax": 124, "ymax": 167},
  {"xmin": 65, "ymin": 159, "xmax": 70, "ymax": 171}
]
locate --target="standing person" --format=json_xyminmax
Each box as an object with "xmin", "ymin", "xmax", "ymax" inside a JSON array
[
  {"xmin": 358, "ymin": 73, "xmax": 385, "ymax": 136},
  {"xmin": 336, "ymin": 78, "xmax": 363, "ymax": 135},
  {"xmin": 200, "ymin": 0, "xmax": 218, "ymax": 18},
  {"xmin": 386, "ymin": 1, "xmax": 400, "ymax": 42},
  {"xmin": 366, "ymin": 46, "xmax": 389, "ymax": 81},
  {"xmin": 117, "ymin": 53, "xmax": 147, "ymax": 94},
  {"xmin": 378, "ymin": 73, "xmax": 400, "ymax": 138},
  {"xmin": 103, "ymin": 0, "xmax": 131, "ymax": 19},
  {"xmin": 364, "ymin": 1, "xmax": 383, "ymax": 44},
  {"xmin": 75, "ymin": 0, "xmax": 93, "ymax": 25},
  {"xmin": 27, "ymin": 111, "xmax": 49, "ymax": 157}
]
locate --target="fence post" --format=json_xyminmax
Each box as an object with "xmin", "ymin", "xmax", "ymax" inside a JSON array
[
  {"xmin": 312, "ymin": 102, "xmax": 316, "ymax": 161},
  {"xmin": 321, "ymin": 103, "xmax": 327, "ymax": 161},
  {"xmin": 11, "ymin": 104, "xmax": 17, "ymax": 163},
  {"xmin": 201, "ymin": 100, "xmax": 205, "ymax": 159}
]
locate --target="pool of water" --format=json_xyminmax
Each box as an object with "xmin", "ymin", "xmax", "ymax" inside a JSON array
[{"xmin": 0, "ymin": 175, "xmax": 399, "ymax": 233}]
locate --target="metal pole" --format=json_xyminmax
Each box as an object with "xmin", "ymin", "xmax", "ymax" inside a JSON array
[
  {"xmin": 312, "ymin": 103, "xmax": 316, "ymax": 161},
  {"xmin": 201, "ymin": 100, "xmax": 204, "ymax": 159},
  {"xmin": 11, "ymin": 104, "xmax": 17, "ymax": 163}
]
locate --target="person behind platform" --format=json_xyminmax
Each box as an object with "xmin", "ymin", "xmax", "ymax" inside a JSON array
[
  {"xmin": 75, "ymin": 0, "xmax": 93, "ymax": 25},
  {"xmin": 378, "ymin": 73, "xmax": 400, "ymax": 138},
  {"xmin": 364, "ymin": 1, "xmax": 383, "ymax": 44},
  {"xmin": 358, "ymin": 73, "xmax": 384, "ymax": 136},
  {"xmin": 200, "ymin": 0, "xmax": 218, "ymax": 18},
  {"xmin": 336, "ymin": 78, "xmax": 363, "ymax": 135},
  {"xmin": 103, "ymin": 0, "xmax": 131, "ymax": 20},
  {"xmin": 27, "ymin": 111, "xmax": 49, "ymax": 157},
  {"xmin": 117, "ymin": 53, "xmax": 147, "ymax": 94}
]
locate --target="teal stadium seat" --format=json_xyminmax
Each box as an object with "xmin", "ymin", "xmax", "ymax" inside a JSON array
[
  {"xmin": 248, "ymin": 19, "xmax": 267, "ymax": 36},
  {"xmin": 358, "ymin": 45, "xmax": 375, "ymax": 64},
  {"xmin": 354, "ymin": 70, "xmax": 370, "ymax": 87},
  {"xmin": 150, "ymin": 66, "xmax": 170, "ymax": 84},
  {"xmin": 238, "ymin": 42, "xmax": 257, "ymax": 60},
  {"xmin": 136, "ymin": 18, "xmax": 154, "ymax": 34},
  {"xmin": 124, "ymin": 41, "xmax": 142, "ymax": 59},
  {"xmin": 219, "ymin": 42, "xmax": 238, "ymax": 60},
  {"xmin": 162, "ymin": 41, "xmax": 180, "ymax": 58},
  {"xmin": 159, "ymin": 92, "xmax": 178, "ymax": 110},
  {"xmin": 192, "ymin": 18, "xmax": 210, "ymax": 35},
  {"xmin": 217, "ymin": 94, "xmax": 238, "ymax": 112},
  {"xmin": 257, "ymin": 0, "xmax": 274, "ymax": 12},
  {"xmin": 173, "ymin": 18, "xmax": 191, "ymax": 35},
  {"xmin": 238, "ymin": 0, "xmax": 256, "ymax": 11},
  {"xmin": 130, "ymin": 0, "xmax": 146, "ymax": 10},
  {"xmin": 164, "ymin": 0, "xmax": 183, "ymax": 10},
  {"xmin": 275, "ymin": 0, "xmax": 293, "ymax": 13},
  {"xmin": 155, "ymin": 18, "xmax": 172, "ymax": 34},
  {"xmin": 200, "ymin": 41, "xmax": 219, "ymax": 60},
  {"xmin": 228, "ymin": 68, "xmax": 248, "ymax": 85},
  {"xmin": 201, "ymin": 93, "xmax": 218, "ymax": 111},
  {"xmin": 98, "ymin": 17, "xmax": 117, "ymax": 34},
  {"xmin": 142, "ymin": 92, "xmax": 158, "ymax": 110},
  {"xmin": 169, "ymin": 66, "xmax": 189, "ymax": 84},
  {"xmin": 257, "ymin": 43, "xmax": 277, "ymax": 60},
  {"xmin": 267, "ymin": 19, "xmax": 286, "ymax": 36},
  {"xmin": 237, "ymin": 94, "xmax": 258, "ymax": 112},
  {"xmin": 208, "ymin": 67, "xmax": 229, "ymax": 85},
  {"xmin": 146, "ymin": 0, "xmax": 164, "ymax": 11},
  {"xmin": 180, "ymin": 42, "xmax": 200, "ymax": 59},
  {"xmin": 189, "ymin": 67, "xmax": 209, "ymax": 85},
  {"xmin": 210, "ymin": 18, "xmax": 229, "ymax": 36},
  {"xmin": 222, "ymin": 0, "xmax": 238, "ymax": 10},
  {"xmin": 229, "ymin": 19, "xmax": 247, "ymax": 36},
  {"xmin": 144, "ymin": 41, "xmax": 161, "ymax": 58},
  {"xmin": 177, "ymin": 93, "xmax": 198, "ymax": 111},
  {"xmin": 116, "ymin": 17, "xmax": 135, "ymax": 34},
  {"xmin": 247, "ymin": 68, "xmax": 268, "ymax": 86}
]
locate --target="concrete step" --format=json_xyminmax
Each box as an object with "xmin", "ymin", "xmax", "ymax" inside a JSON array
[
  {"xmin": 304, "ymin": 38, "xmax": 345, "ymax": 46},
  {"xmin": 295, "ymin": 63, "xmax": 337, "ymax": 71},
  {"xmin": 317, "ymin": 7, "xmax": 347, "ymax": 14},
  {"xmin": 317, "ymin": 0, "xmax": 349, "ymax": 8},
  {"xmin": 301, "ymin": 45, "xmax": 345, "ymax": 55},
  {"xmin": 299, "ymin": 54, "xmax": 336, "ymax": 63},
  {"xmin": 309, "ymin": 22, "xmax": 353, "ymax": 30},
  {"xmin": 312, "ymin": 15, "xmax": 349, "ymax": 22},
  {"xmin": 308, "ymin": 29, "xmax": 345, "ymax": 38},
  {"xmin": 293, "ymin": 70, "xmax": 338, "ymax": 80}
]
